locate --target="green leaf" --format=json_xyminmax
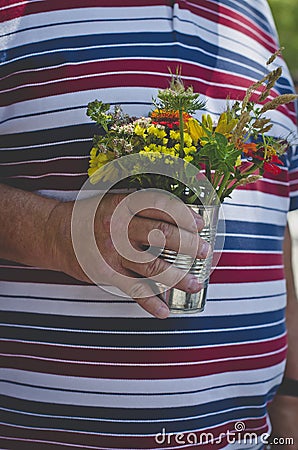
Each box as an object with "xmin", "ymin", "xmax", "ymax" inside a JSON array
[{"xmin": 86, "ymin": 100, "xmax": 111, "ymax": 130}]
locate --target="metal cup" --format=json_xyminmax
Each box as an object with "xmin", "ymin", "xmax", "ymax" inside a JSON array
[{"xmin": 159, "ymin": 204, "xmax": 219, "ymax": 314}]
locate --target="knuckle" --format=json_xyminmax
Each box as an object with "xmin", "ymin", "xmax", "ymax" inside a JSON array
[
  {"xmin": 157, "ymin": 220, "xmax": 173, "ymax": 240},
  {"xmin": 128, "ymin": 282, "xmax": 148, "ymax": 299},
  {"xmin": 144, "ymin": 257, "xmax": 164, "ymax": 278}
]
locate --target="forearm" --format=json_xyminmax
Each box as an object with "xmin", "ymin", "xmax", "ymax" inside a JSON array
[
  {"xmin": 284, "ymin": 299, "xmax": 298, "ymax": 380},
  {"xmin": 0, "ymin": 183, "xmax": 60, "ymax": 269},
  {"xmin": 283, "ymin": 223, "xmax": 298, "ymax": 379}
]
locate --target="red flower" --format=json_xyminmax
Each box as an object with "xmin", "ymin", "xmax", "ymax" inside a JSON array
[
  {"xmin": 150, "ymin": 109, "xmax": 191, "ymax": 128},
  {"xmin": 264, "ymin": 155, "xmax": 283, "ymax": 174},
  {"xmin": 157, "ymin": 120, "xmax": 180, "ymax": 128},
  {"xmin": 264, "ymin": 162, "xmax": 282, "ymax": 174}
]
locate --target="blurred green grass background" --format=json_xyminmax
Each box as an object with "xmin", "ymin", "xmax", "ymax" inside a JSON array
[
  {"xmin": 268, "ymin": 0, "xmax": 298, "ymax": 289},
  {"xmin": 268, "ymin": 0, "xmax": 298, "ymax": 83}
]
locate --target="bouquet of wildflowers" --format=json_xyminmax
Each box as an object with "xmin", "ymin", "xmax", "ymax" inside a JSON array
[{"xmin": 87, "ymin": 51, "xmax": 297, "ymax": 203}]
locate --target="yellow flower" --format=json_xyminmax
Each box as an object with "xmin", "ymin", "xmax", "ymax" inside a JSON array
[
  {"xmin": 88, "ymin": 161, "xmax": 117, "ymax": 184},
  {"xmin": 88, "ymin": 167, "xmax": 98, "ymax": 177},
  {"xmin": 165, "ymin": 157, "xmax": 175, "ymax": 164},
  {"xmin": 186, "ymin": 118, "xmax": 206, "ymax": 144},
  {"xmin": 164, "ymin": 154, "xmax": 178, "ymax": 164},
  {"xmin": 139, "ymin": 150, "xmax": 162, "ymax": 162},
  {"xmin": 134, "ymin": 123, "xmax": 146, "ymax": 136},
  {"xmin": 89, "ymin": 147, "xmax": 98, "ymax": 159},
  {"xmin": 187, "ymin": 112, "xmax": 238, "ymax": 146},
  {"xmin": 147, "ymin": 125, "xmax": 167, "ymax": 139},
  {"xmin": 215, "ymin": 112, "xmax": 238, "ymax": 135},
  {"xmin": 265, "ymin": 145, "xmax": 277, "ymax": 157},
  {"xmin": 161, "ymin": 146, "xmax": 178, "ymax": 157},
  {"xmin": 183, "ymin": 132, "xmax": 193, "ymax": 147},
  {"xmin": 143, "ymin": 143, "xmax": 171, "ymax": 155},
  {"xmin": 173, "ymin": 142, "xmax": 194, "ymax": 156},
  {"xmin": 202, "ymin": 114, "xmax": 214, "ymax": 131},
  {"xmin": 184, "ymin": 145, "xmax": 196, "ymax": 155},
  {"xmin": 235, "ymin": 155, "xmax": 242, "ymax": 167},
  {"xmin": 170, "ymin": 130, "xmax": 180, "ymax": 141},
  {"xmin": 184, "ymin": 155, "xmax": 194, "ymax": 163},
  {"xmin": 88, "ymin": 149, "xmax": 115, "ymax": 183}
]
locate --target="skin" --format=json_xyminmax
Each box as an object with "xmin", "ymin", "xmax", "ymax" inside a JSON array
[
  {"xmin": 0, "ymin": 183, "xmax": 209, "ymax": 319},
  {"xmin": 0, "ymin": 183, "xmax": 297, "ymax": 442},
  {"xmin": 268, "ymin": 225, "xmax": 298, "ymax": 449}
]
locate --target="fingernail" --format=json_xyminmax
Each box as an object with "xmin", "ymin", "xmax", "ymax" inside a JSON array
[{"xmin": 199, "ymin": 241, "xmax": 210, "ymax": 258}]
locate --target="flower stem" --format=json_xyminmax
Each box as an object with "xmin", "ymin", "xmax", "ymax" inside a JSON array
[
  {"xmin": 217, "ymin": 171, "xmax": 231, "ymax": 201},
  {"xmin": 205, "ymin": 159, "xmax": 211, "ymax": 183},
  {"xmin": 179, "ymin": 107, "xmax": 184, "ymax": 159},
  {"xmin": 237, "ymin": 160, "xmax": 262, "ymax": 178},
  {"xmin": 212, "ymin": 171, "xmax": 222, "ymax": 191},
  {"xmin": 220, "ymin": 179, "xmax": 237, "ymax": 200}
]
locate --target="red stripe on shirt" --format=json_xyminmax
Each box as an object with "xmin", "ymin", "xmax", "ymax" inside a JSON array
[
  {"xmin": 0, "ymin": 418, "xmax": 269, "ymax": 450},
  {"xmin": 0, "ymin": 347, "xmax": 287, "ymax": 378},
  {"xmin": 2, "ymin": 334, "xmax": 287, "ymax": 364},
  {"xmin": 0, "ymin": 0, "xmax": 173, "ymax": 23},
  {"xmin": 178, "ymin": 0, "xmax": 276, "ymax": 52}
]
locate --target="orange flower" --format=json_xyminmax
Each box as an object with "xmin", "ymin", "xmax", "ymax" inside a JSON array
[
  {"xmin": 241, "ymin": 142, "xmax": 258, "ymax": 154},
  {"xmin": 150, "ymin": 109, "xmax": 191, "ymax": 128}
]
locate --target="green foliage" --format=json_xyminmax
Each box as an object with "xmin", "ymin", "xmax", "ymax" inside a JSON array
[
  {"xmin": 87, "ymin": 60, "xmax": 295, "ymax": 203},
  {"xmin": 153, "ymin": 75, "xmax": 206, "ymax": 114},
  {"xmin": 86, "ymin": 100, "xmax": 111, "ymax": 132}
]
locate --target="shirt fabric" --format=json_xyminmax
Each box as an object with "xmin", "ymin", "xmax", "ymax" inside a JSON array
[{"xmin": 0, "ymin": 1, "xmax": 298, "ymax": 449}]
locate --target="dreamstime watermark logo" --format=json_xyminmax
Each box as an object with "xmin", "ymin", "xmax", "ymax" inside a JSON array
[
  {"xmin": 71, "ymin": 154, "xmax": 225, "ymax": 298},
  {"xmin": 154, "ymin": 421, "xmax": 294, "ymax": 446}
]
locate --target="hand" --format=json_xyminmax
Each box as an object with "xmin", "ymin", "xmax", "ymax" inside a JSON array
[
  {"xmin": 46, "ymin": 191, "xmax": 210, "ymax": 318},
  {"xmin": 268, "ymin": 395, "xmax": 298, "ymax": 449}
]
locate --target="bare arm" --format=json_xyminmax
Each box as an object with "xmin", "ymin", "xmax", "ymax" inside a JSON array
[
  {"xmin": 0, "ymin": 183, "xmax": 208, "ymax": 318},
  {"xmin": 283, "ymin": 223, "xmax": 298, "ymax": 379},
  {"xmin": 0, "ymin": 183, "xmax": 62, "ymax": 270},
  {"xmin": 268, "ymin": 223, "xmax": 298, "ymax": 449}
]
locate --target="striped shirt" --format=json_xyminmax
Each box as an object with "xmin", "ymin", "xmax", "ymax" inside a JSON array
[{"xmin": 0, "ymin": 1, "xmax": 298, "ymax": 449}]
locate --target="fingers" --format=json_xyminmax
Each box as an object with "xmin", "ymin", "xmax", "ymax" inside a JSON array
[
  {"xmin": 111, "ymin": 191, "xmax": 210, "ymax": 260},
  {"xmin": 72, "ymin": 190, "xmax": 211, "ymax": 319},
  {"xmin": 105, "ymin": 191, "xmax": 210, "ymax": 318},
  {"xmin": 125, "ymin": 189, "xmax": 205, "ymax": 233},
  {"xmin": 128, "ymin": 215, "xmax": 210, "ymax": 259},
  {"xmin": 123, "ymin": 254, "xmax": 203, "ymax": 293},
  {"xmin": 110, "ymin": 272, "xmax": 170, "ymax": 319}
]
